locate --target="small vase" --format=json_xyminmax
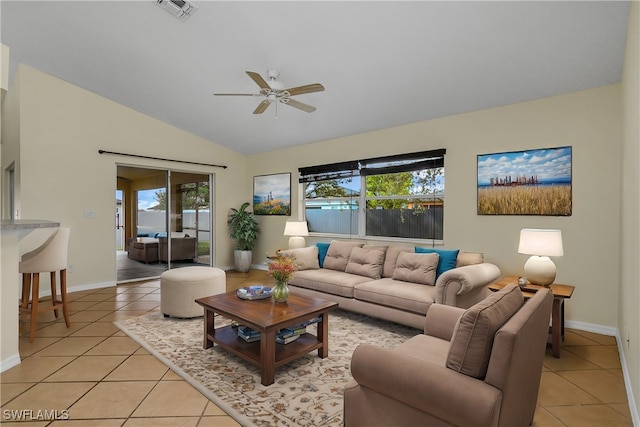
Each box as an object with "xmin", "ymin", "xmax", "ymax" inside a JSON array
[{"xmin": 272, "ymin": 279, "xmax": 290, "ymax": 303}]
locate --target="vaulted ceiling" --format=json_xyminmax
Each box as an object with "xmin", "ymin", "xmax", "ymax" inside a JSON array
[{"xmin": 1, "ymin": 1, "xmax": 630, "ymax": 155}]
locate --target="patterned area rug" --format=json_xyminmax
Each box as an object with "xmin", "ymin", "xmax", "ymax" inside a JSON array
[{"xmin": 115, "ymin": 309, "xmax": 419, "ymax": 427}]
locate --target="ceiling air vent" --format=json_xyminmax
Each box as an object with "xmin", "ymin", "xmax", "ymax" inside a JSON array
[{"xmin": 155, "ymin": 0, "xmax": 197, "ymax": 22}]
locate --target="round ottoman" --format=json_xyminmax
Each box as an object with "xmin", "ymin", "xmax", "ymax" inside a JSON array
[{"xmin": 160, "ymin": 267, "xmax": 226, "ymax": 318}]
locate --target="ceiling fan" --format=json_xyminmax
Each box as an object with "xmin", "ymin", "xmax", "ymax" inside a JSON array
[{"xmin": 214, "ymin": 69, "xmax": 325, "ymax": 115}]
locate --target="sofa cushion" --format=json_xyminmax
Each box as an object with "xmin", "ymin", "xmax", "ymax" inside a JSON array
[
  {"xmin": 279, "ymin": 246, "xmax": 320, "ymax": 271},
  {"xmin": 382, "ymin": 246, "xmax": 414, "ymax": 278},
  {"xmin": 415, "ymin": 247, "xmax": 460, "ymax": 278},
  {"xmin": 354, "ymin": 278, "xmax": 436, "ymax": 315},
  {"xmin": 316, "ymin": 242, "xmax": 331, "ymax": 267},
  {"xmin": 392, "ymin": 252, "xmax": 439, "ymax": 285},
  {"xmin": 345, "ymin": 247, "xmax": 386, "ymax": 279},
  {"xmin": 289, "ymin": 268, "xmax": 373, "ymax": 298},
  {"xmin": 446, "ymin": 284, "xmax": 524, "ymax": 379},
  {"xmin": 323, "ymin": 240, "xmax": 364, "ymax": 272},
  {"xmin": 456, "ymin": 252, "xmax": 484, "ymax": 267}
]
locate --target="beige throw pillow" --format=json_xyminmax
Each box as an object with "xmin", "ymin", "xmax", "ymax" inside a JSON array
[
  {"xmin": 446, "ymin": 284, "xmax": 524, "ymax": 379},
  {"xmin": 392, "ymin": 252, "xmax": 439, "ymax": 285},
  {"xmin": 323, "ymin": 241, "xmax": 364, "ymax": 272},
  {"xmin": 382, "ymin": 246, "xmax": 413, "ymax": 278},
  {"xmin": 345, "ymin": 247, "xmax": 386, "ymax": 279},
  {"xmin": 278, "ymin": 246, "xmax": 319, "ymax": 271}
]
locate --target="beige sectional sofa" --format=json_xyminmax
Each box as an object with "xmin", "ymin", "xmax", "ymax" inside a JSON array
[{"xmin": 283, "ymin": 240, "xmax": 501, "ymax": 329}]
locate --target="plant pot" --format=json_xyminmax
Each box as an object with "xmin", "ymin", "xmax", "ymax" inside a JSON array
[{"xmin": 234, "ymin": 250, "xmax": 252, "ymax": 273}]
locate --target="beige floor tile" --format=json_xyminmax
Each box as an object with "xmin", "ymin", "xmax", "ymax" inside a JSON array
[
  {"xmin": 84, "ymin": 336, "xmax": 141, "ymax": 356},
  {"xmin": 0, "ymin": 422, "xmax": 50, "ymax": 426},
  {"xmin": 571, "ymin": 330, "xmax": 618, "ymax": 346},
  {"xmin": 104, "ymin": 355, "xmax": 169, "ymax": 381},
  {"xmin": 70, "ymin": 322, "xmax": 120, "ymax": 337},
  {"xmin": 68, "ymin": 381, "xmax": 156, "ymax": 419},
  {"xmin": 17, "ymin": 337, "xmax": 62, "ymax": 357},
  {"xmin": 610, "ymin": 402, "xmax": 633, "ymax": 419},
  {"xmin": 132, "ymin": 381, "xmax": 208, "ymax": 417},
  {"xmin": 537, "ymin": 372, "xmax": 601, "ymax": 406},
  {"xmin": 1, "ymin": 382, "xmax": 95, "ymax": 412},
  {"xmin": 67, "ymin": 300, "xmax": 102, "ymax": 312},
  {"xmin": 87, "ymin": 301, "xmax": 134, "ymax": 311},
  {"xmin": 44, "ymin": 356, "xmax": 127, "ymax": 382},
  {"xmin": 33, "ymin": 337, "xmax": 106, "ymax": 357},
  {"xmin": 543, "ymin": 348, "xmax": 601, "ymax": 372},
  {"xmin": 564, "ymin": 345, "xmax": 622, "ymax": 369},
  {"xmin": 161, "ymin": 369, "xmax": 183, "ymax": 380},
  {"xmin": 119, "ymin": 301, "xmax": 160, "ymax": 312},
  {"xmin": 197, "ymin": 416, "xmax": 242, "ymax": 427},
  {"xmin": 100, "ymin": 311, "xmax": 149, "ymax": 322},
  {"xmin": 547, "ymin": 404, "xmax": 633, "ymax": 426},
  {"xmin": 49, "ymin": 420, "xmax": 126, "ymax": 427},
  {"xmin": 559, "ymin": 370, "xmax": 628, "ymax": 404},
  {"xmin": 203, "ymin": 402, "xmax": 229, "ymax": 416},
  {"xmin": 107, "ymin": 293, "xmax": 146, "ymax": 302},
  {"xmin": 28, "ymin": 322, "xmax": 89, "ymax": 339},
  {"xmin": 136, "ymin": 294, "xmax": 161, "ymax": 302},
  {"xmin": 122, "ymin": 417, "xmax": 199, "ymax": 427},
  {"xmin": 70, "ymin": 293, "xmax": 113, "ymax": 303},
  {"xmin": 69, "ymin": 310, "xmax": 114, "ymax": 322},
  {"xmin": 1, "ymin": 382, "xmax": 35, "ymax": 405},
  {"xmin": 0, "ymin": 357, "xmax": 75, "ymax": 383}
]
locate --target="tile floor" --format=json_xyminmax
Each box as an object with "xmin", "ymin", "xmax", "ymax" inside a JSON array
[{"xmin": 0, "ymin": 270, "xmax": 634, "ymax": 426}]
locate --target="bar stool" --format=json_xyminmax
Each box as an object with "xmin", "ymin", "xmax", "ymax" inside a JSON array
[{"xmin": 19, "ymin": 227, "xmax": 71, "ymax": 342}]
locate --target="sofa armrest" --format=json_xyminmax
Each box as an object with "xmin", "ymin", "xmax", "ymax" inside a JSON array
[
  {"xmin": 423, "ymin": 304, "xmax": 465, "ymax": 339},
  {"xmin": 350, "ymin": 344, "xmax": 502, "ymax": 427},
  {"xmin": 435, "ymin": 262, "xmax": 501, "ymax": 306}
]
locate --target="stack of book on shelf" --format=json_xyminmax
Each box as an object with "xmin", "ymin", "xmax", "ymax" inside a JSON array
[
  {"xmin": 235, "ymin": 316, "xmax": 324, "ymax": 345},
  {"xmin": 237, "ymin": 326, "xmax": 261, "ymax": 342}
]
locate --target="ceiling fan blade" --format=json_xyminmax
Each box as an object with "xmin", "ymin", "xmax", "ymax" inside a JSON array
[
  {"xmin": 246, "ymin": 71, "xmax": 270, "ymax": 90},
  {"xmin": 213, "ymin": 93, "xmax": 260, "ymax": 96},
  {"xmin": 285, "ymin": 83, "xmax": 325, "ymax": 96},
  {"xmin": 284, "ymin": 98, "xmax": 317, "ymax": 113},
  {"xmin": 253, "ymin": 100, "xmax": 271, "ymax": 114}
]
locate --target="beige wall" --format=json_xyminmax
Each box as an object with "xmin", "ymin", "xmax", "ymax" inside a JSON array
[
  {"xmin": 249, "ymin": 85, "xmax": 622, "ymax": 330},
  {"xmin": 620, "ymin": 0, "xmax": 640, "ymax": 418},
  {"xmin": 3, "ymin": 65, "xmax": 247, "ymax": 290}
]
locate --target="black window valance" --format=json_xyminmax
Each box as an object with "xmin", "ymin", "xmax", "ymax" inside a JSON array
[{"xmin": 299, "ymin": 149, "xmax": 445, "ymax": 183}]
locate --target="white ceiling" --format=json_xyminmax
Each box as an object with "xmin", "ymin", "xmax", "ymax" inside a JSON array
[{"xmin": 1, "ymin": 1, "xmax": 630, "ymax": 155}]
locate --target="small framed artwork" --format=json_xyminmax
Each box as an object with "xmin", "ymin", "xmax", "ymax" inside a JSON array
[
  {"xmin": 477, "ymin": 146, "xmax": 572, "ymax": 216},
  {"xmin": 253, "ymin": 173, "xmax": 291, "ymax": 215}
]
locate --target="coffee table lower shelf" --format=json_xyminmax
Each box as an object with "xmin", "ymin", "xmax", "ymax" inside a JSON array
[{"xmin": 208, "ymin": 325, "xmax": 324, "ymax": 369}]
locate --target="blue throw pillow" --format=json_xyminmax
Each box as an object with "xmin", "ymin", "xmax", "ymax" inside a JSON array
[
  {"xmin": 316, "ymin": 243, "xmax": 330, "ymax": 268},
  {"xmin": 414, "ymin": 247, "xmax": 460, "ymax": 278}
]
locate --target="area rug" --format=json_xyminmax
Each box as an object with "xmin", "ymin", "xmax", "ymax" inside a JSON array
[{"xmin": 114, "ymin": 309, "xmax": 419, "ymax": 427}]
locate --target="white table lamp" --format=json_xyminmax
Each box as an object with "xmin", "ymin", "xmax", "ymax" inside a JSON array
[
  {"xmin": 284, "ymin": 221, "xmax": 309, "ymax": 249},
  {"xmin": 518, "ymin": 228, "xmax": 563, "ymax": 286}
]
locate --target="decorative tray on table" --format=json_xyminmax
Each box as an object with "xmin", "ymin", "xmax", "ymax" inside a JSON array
[{"xmin": 236, "ymin": 285, "xmax": 272, "ymax": 300}]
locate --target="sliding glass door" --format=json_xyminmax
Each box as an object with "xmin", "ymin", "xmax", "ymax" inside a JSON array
[{"xmin": 116, "ymin": 166, "xmax": 213, "ymax": 283}]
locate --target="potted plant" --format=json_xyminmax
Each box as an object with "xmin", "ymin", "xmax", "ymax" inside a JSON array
[{"xmin": 227, "ymin": 202, "xmax": 260, "ymax": 272}]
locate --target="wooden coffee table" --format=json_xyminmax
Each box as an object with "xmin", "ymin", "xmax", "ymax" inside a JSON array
[{"xmin": 195, "ymin": 291, "xmax": 338, "ymax": 386}]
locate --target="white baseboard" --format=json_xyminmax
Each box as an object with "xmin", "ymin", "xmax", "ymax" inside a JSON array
[
  {"xmin": 0, "ymin": 353, "xmax": 21, "ymax": 373},
  {"xmin": 565, "ymin": 320, "xmax": 618, "ymax": 337}
]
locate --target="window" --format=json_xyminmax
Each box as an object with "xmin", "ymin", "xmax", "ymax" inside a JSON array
[{"xmin": 300, "ymin": 150, "xmax": 445, "ymax": 241}]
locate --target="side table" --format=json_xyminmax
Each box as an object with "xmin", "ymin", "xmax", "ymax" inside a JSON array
[{"xmin": 489, "ymin": 276, "xmax": 575, "ymax": 358}]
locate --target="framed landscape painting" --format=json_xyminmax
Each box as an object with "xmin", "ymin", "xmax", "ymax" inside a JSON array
[
  {"xmin": 253, "ymin": 173, "xmax": 291, "ymax": 216},
  {"xmin": 477, "ymin": 146, "xmax": 572, "ymax": 216}
]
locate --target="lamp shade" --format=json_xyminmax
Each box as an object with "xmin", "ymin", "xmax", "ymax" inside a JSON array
[
  {"xmin": 518, "ymin": 229, "xmax": 563, "ymax": 257},
  {"xmin": 283, "ymin": 221, "xmax": 309, "ymax": 237}
]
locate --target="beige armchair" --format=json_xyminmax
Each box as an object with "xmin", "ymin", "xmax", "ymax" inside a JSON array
[{"xmin": 344, "ymin": 284, "xmax": 553, "ymax": 427}]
